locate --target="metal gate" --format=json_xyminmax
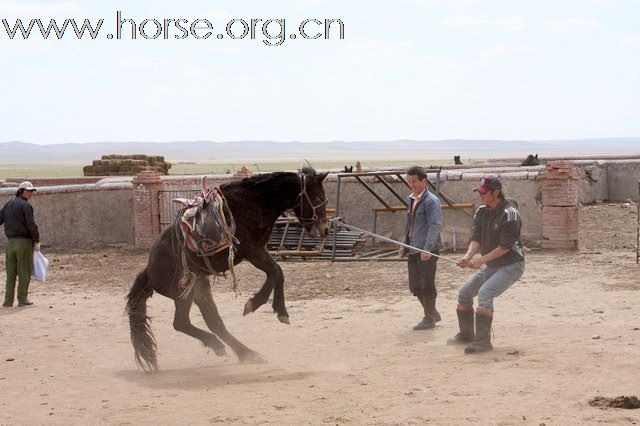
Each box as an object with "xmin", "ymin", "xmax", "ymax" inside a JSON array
[{"xmin": 158, "ymin": 188, "xmax": 201, "ymax": 229}]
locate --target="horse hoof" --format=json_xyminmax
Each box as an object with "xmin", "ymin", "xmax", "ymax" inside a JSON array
[
  {"xmin": 213, "ymin": 347, "xmax": 227, "ymax": 357},
  {"xmin": 243, "ymin": 300, "xmax": 254, "ymax": 316},
  {"xmin": 240, "ymin": 351, "xmax": 266, "ymax": 364},
  {"xmin": 277, "ymin": 315, "xmax": 290, "ymax": 325}
]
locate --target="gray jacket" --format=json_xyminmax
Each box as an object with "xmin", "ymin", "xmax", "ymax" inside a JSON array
[{"xmin": 402, "ymin": 190, "xmax": 443, "ymax": 254}]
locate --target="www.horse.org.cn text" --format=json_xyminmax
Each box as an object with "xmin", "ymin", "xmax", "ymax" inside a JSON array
[{"xmin": 1, "ymin": 11, "xmax": 346, "ymax": 46}]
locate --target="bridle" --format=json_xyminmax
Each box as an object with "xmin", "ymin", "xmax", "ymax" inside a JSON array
[{"xmin": 294, "ymin": 173, "xmax": 328, "ymax": 226}]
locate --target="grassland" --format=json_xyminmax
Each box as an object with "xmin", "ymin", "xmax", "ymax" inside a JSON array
[{"xmin": 0, "ymin": 158, "xmax": 473, "ymax": 179}]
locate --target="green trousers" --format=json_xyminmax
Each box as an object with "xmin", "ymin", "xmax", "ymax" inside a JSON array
[{"xmin": 4, "ymin": 238, "xmax": 33, "ymax": 305}]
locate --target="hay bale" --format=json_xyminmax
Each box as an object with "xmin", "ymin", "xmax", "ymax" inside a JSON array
[{"xmin": 84, "ymin": 154, "xmax": 173, "ymax": 176}]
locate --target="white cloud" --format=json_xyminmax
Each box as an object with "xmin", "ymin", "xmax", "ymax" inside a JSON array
[
  {"xmin": 401, "ymin": 0, "xmax": 479, "ymax": 5},
  {"xmin": 0, "ymin": 1, "xmax": 79, "ymax": 17},
  {"xmin": 615, "ymin": 32, "xmax": 640, "ymax": 46},
  {"xmin": 444, "ymin": 15, "xmax": 525, "ymax": 30},
  {"xmin": 481, "ymin": 45, "xmax": 534, "ymax": 58},
  {"xmin": 0, "ymin": 40, "xmax": 54, "ymax": 56},
  {"xmin": 300, "ymin": 0, "xmax": 329, "ymax": 5},
  {"xmin": 551, "ymin": 18, "xmax": 600, "ymax": 31},
  {"xmin": 341, "ymin": 39, "xmax": 413, "ymax": 56}
]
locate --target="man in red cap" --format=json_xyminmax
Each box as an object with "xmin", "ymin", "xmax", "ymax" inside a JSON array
[{"xmin": 447, "ymin": 175, "xmax": 525, "ymax": 353}]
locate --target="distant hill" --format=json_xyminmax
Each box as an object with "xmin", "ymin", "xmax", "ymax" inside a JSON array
[{"xmin": 0, "ymin": 138, "xmax": 638, "ymax": 164}]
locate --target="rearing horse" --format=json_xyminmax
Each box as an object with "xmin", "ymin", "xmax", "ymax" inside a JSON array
[{"xmin": 126, "ymin": 168, "xmax": 329, "ymax": 371}]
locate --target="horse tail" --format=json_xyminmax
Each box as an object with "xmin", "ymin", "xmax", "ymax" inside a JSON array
[{"xmin": 126, "ymin": 268, "xmax": 158, "ymax": 372}]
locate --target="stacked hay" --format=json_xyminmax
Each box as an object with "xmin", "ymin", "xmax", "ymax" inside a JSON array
[{"xmin": 83, "ymin": 155, "xmax": 172, "ymax": 176}]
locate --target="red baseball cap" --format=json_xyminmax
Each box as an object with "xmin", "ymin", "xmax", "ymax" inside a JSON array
[{"xmin": 474, "ymin": 175, "xmax": 502, "ymax": 194}]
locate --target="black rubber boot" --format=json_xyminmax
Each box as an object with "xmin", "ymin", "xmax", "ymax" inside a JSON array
[
  {"xmin": 447, "ymin": 308, "xmax": 475, "ymax": 345},
  {"xmin": 413, "ymin": 297, "xmax": 436, "ymax": 330},
  {"xmin": 464, "ymin": 312, "xmax": 493, "ymax": 354},
  {"xmin": 430, "ymin": 298, "xmax": 442, "ymax": 323}
]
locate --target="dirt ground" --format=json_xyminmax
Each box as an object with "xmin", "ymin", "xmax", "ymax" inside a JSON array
[{"xmin": 1, "ymin": 203, "xmax": 639, "ymax": 424}]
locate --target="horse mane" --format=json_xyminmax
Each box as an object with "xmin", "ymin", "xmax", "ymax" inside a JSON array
[{"xmin": 222, "ymin": 168, "xmax": 317, "ymax": 191}]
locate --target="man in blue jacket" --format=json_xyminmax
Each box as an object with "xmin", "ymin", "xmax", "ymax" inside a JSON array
[
  {"xmin": 399, "ymin": 166, "xmax": 443, "ymax": 330},
  {"xmin": 1, "ymin": 181, "xmax": 40, "ymax": 307}
]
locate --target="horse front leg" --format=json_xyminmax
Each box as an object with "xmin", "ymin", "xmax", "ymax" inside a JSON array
[{"xmin": 243, "ymin": 248, "xmax": 289, "ymax": 324}]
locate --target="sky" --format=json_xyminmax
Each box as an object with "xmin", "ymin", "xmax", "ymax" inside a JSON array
[{"xmin": 0, "ymin": 0, "xmax": 639, "ymax": 145}]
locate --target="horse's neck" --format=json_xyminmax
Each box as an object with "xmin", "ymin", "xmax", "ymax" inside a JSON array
[
  {"xmin": 225, "ymin": 174, "xmax": 300, "ymax": 226},
  {"xmin": 264, "ymin": 176, "xmax": 300, "ymax": 221}
]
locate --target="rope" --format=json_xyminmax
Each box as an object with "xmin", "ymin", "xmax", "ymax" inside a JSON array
[{"xmin": 337, "ymin": 220, "xmax": 459, "ymax": 264}]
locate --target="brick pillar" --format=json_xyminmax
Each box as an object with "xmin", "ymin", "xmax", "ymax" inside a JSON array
[
  {"xmin": 541, "ymin": 161, "xmax": 580, "ymax": 250},
  {"xmin": 132, "ymin": 171, "xmax": 163, "ymax": 249}
]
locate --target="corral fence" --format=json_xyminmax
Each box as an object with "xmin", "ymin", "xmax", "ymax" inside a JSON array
[{"xmin": 158, "ymin": 188, "xmax": 201, "ymax": 228}]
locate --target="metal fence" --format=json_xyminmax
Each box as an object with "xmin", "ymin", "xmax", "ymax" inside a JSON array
[{"xmin": 158, "ymin": 189, "xmax": 201, "ymax": 229}]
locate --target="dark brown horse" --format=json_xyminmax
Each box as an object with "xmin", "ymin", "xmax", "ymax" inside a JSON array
[{"xmin": 126, "ymin": 168, "xmax": 329, "ymax": 371}]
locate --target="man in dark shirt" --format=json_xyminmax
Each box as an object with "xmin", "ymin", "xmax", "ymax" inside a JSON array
[
  {"xmin": 0, "ymin": 181, "xmax": 40, "ymax": 307},
  {"xmin": 447, "ymin": 176, "xmax": 525, "ymax": 353}
]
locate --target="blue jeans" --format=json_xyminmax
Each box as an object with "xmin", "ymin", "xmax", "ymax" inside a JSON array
[{"xmin": 457, "ymin": 261, "xmax": 525, "ymax": 312}]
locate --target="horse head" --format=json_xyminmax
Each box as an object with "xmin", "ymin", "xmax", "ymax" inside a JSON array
[
  {"xmin": 521, "ymin": 154, "xmax": 540, "ymax": 166},
  {"xmin": 295, "ymin": 167, "xmax": 329, "ymax": 238}
]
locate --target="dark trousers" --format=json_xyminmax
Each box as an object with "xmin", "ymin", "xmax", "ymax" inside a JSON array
[{"xmin": 407, "ymin": 253, "xmax": 438, "ymax": 300}]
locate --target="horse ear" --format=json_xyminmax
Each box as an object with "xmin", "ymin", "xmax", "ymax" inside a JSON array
[
  {"xmin": 201, "ymin": 175, "xmax": 211, "ymax": 196},
  {"xmin": 316, "ymin": 172, "xmax": 328, "ymax": 182}
]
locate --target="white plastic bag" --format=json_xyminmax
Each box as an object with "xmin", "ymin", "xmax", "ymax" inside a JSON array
[{"xmin": 32, "ymin": 251, "xmax": 50, "ymax": 282}]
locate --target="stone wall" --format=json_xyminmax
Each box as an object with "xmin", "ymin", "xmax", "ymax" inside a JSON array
[
  {"xmin": 561, "ymin": 159, "xmax": 640, "ymax": 204},
  {"xmin": 0, "ymin": 183, "xmax": 134, "ymax": 248},
  {"xmin": 2, "ymin": 177, "xmax": 104, "ymax": 186},
  {"xmin": 605, "ymin": 160, "xmax": 640, "ymax": 202}
]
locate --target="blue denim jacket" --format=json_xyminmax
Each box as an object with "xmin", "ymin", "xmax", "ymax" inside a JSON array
[{"xmin": 402, "ymin": 190, "xmax": 443, "ymax": 254}]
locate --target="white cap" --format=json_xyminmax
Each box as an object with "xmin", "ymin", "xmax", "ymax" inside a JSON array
[{"xmin": 18, "ymin": 181, "xmax": 36, "ymax": 191}]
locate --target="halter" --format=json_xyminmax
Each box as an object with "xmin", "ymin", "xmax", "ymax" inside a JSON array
[{"xmin": 294, "ymin": 173, "xmax": 328, "ymax": 226}]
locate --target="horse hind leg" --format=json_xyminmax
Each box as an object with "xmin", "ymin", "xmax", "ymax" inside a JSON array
[
  {"xmin": 194, "ymin": 287, "xmax": 265, "ymax": 364},
  {"xmin": 173, "ymin": 297, "xmax": 227, "ymax": 357}
]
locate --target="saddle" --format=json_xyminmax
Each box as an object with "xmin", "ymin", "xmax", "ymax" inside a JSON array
[
  {"xmin": 174, "ymin": 191, "xmax": 232, "ymax": 256},
  {"xmin": 173, "ymin": 184, "xmax": 237, "ymax": 295}
]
